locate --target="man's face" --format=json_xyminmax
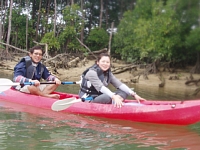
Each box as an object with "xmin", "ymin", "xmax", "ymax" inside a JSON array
[{"xmin": 29, "ymin": 49, "xmax": 43, "ymax": 63}]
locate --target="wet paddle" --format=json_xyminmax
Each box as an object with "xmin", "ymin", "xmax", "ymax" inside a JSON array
[
  {"xmin": 51, "ymin": 98, "xmax": 144, "ymax": 111},
  {"xmin": 0, "ymin": 78, "xmax": 81, "ymax": 92},
  {"xmin": 51, "ymin": 97, "xmax": 93, "ymax": 111}
]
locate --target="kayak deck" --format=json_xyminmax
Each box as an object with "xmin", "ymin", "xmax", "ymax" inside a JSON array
[{"xmin": 1, "ymin": 88, "xmax": 200, "ymax": 125}]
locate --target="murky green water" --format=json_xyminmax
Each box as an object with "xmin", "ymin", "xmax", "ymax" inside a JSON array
[{"xmin": 1, "ymin": 71, "xmax": 200, "ymax": 149}]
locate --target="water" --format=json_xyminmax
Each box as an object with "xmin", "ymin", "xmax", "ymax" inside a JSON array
[{"xmin": 1, "ymin": 71, "xmax": 200, "ymax": 149}]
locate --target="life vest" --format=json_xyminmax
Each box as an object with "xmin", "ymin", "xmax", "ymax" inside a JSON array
[
  {"xmin": 79, "ymin": 64, "xmax": 111, "ymax": 97},
  {"xmin": 20, "ymin": 56, "xmax": 44, "ymax": 80}
]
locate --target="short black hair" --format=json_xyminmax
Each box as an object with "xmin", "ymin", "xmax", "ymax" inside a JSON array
[{"xmin": 29, "ymin": 45, "xmax": 44, "ymax": 54}]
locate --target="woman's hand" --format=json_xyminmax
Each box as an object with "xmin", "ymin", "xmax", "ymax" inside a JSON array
[
  {"xmin": 132, "ymin": 92, "xmax": 146, "ymax": 103},
  {"xmin": 112, "ymin": 94, "xmax": 123, "ymax": 108}
]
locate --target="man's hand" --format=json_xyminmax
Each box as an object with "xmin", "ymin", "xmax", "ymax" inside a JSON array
[
  {"xmin": 29, "ymin": 79, "xmax": 40, "ymax": 86},
  {"xmin": 54, "ymin": 78, "xmax": 61, "ymax": 85}
]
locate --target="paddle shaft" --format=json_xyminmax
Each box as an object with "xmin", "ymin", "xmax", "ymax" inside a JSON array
[
  {"xmin": 0, "ymin": 78, "xmax": 81, "ymax": 92},
  {"xmin": 19, "ymin": 81, "xmax": 80, "ymax": 85},
  {"xmin": 0, "ymin": 78, "xmax": 80, "ymax": 86}
]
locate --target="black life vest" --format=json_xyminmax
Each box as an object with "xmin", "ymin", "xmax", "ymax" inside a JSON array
[
  {"xmin": 79, "ymin": 64, "xmax": 111, "ymax": 97},
  {"xmin": 20, "ymin": 56, "xmax": 44, "ymax": 80}
]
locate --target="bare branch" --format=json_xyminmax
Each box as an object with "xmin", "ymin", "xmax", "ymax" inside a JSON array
[{"xmin": 76, "ymin": 37, "xmax": 97, "ymax": 59}]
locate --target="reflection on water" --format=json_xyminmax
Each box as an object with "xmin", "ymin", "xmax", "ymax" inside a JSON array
[
  {"xmin": 1, "ymin": 71, "xmax": 200, "ymax": 149},
  {"xmin": 0, "ymin": 101, "xmax": 200, "ymax": 150}
]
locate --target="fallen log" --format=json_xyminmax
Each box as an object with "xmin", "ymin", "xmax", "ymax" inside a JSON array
[
  {"xmin": 185, "ymin": 79, "xmax": 200, "ymax": 86},
  {"xmin": 67, "ymin": 57, "xmax": 80, "ymax": 67},
  {"xmin": 88, "ymin": 48, "xmax": 108, "ymax": 54},
  {"xmin": 112, "ymin": 64, "xmax": 137, "ymax": 74}
]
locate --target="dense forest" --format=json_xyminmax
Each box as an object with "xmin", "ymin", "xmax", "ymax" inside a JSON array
[{"xmin": 0, "ymin": 0, "xmax": 200, "ymax": 74}]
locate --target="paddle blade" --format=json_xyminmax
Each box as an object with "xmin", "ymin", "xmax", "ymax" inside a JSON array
[
  {"xmin": 51, "ymin": 98, "xmax": 82, "ymax": 111},
  {"xmin": 0, "ymin": 78, "xmax": 20, "ymax": 92}
]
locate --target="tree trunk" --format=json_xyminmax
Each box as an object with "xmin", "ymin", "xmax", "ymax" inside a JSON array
[
  {"xmin": 191, "ymin": 52, "xmax": 200, "ymax": 74},
  {"xmin": 15, "ymin": 27, "xmax": 18, "ymax": 47},
  {"xmin": 6, "ymin": 0, "xmax": 13, "ymax": 53},
  {"xmin": 71, "ymin": 0, "xmax": 74, "ymax": 5},
  {"xmin": 35, "ymin": 0, "xmax": 42, "ymax": 41},
  {"xmin": 45, "ymin": 0, "xmax": 50, "ymax": 33},
  {"xmin": 0, "ymin": 0, "xmax": 3, "ymax": 41},
  {"xmin": 80, "ymin": 0, "xmax": 84, "ymax": 42},
  {"xmin": 54, "ymin": 0, "xmax": 57, "ymax": 37},
  {"xmin": 105, "ymin": 0, "xmax": 108, "ymax": 29},
  {"xmin": 26, "ymin": 0, "xmax": 29, "ymax": 50},
  {"xmin": 32, "ymin": 0, "xmax": 36, "ymax": 30},
  {"xmin": 108, "ymin": 22, "xmax": 114, "ymax": 56},
  {"xmin": 99, "ymin": 0, "xmax": 103, "ymax": 28}
]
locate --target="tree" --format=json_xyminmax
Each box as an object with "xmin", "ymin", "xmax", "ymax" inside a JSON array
[
  {"xmin": 41, "ymin": 31, "xmax": 60, "ymax": 54},
  {"xmin": 86, "ymin": 27, "xmax": 109, "ymax": 51},
  {"xmin": 99, "ymin": 0, "xmax": 103, "ymax": 28},
  {"xmin": 6, "ymin": 0, "xmax": 13, "ymax": 55},
  {"xmin": 58, "ymin": 4, "xmax": 84, "ymax": 53},
  {"xmin": 113, "ymin": 0, "xmax": 154, "ymax": 62},
  {"xmin": 113, "ymin": 0, "xmax": 181, "ymax": 71},
  {"xmin": 0, "ymin": 0, "xmax": 3, "ymax": 42},
  {"xmin": 175, "ymin": 0, "xmax": 200, "ymax": 73},
  {"xmin": 35, "ymin": 0, "xmax": 42, "ymax": 41},
  {"xmin": 186, "ymin": 28, "xmax": 200, "ymax": 73},
  {"xmin": 54, "ymin": 0, "xmax": 57, "ymax": 36},
  {"xmin": 134, "ymin": 1, "xmax": 181, "ymax": 63},
  {"xmin": 26, "ymin": 0, "xmax": 29, "ymax": 50}
]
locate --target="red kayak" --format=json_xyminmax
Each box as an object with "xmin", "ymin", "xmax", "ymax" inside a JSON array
[{"xmin": 1, "ymin": 88, "xmax": 200, "ymax": 125}]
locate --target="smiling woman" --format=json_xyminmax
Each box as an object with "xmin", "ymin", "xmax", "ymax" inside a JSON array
[{"xmin": 78, "ymin": 53, "xmax": 145, "ymax": 108}]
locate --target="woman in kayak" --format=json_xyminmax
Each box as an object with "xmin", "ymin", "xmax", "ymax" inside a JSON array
[
  {"xmin": 13, "ymin": 45, "xmax": 61, "ymax": 99},
  {"xmin": 79, "ymin": 53, "xmax": 145, "ymax": 108}
]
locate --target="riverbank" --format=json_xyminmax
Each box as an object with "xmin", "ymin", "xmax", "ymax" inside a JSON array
[{"xmin": 1, "ymin": 57, "xmax": 200, "ymax": 93}]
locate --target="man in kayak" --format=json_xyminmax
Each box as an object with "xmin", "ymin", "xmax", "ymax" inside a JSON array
[
  {"xmin": 13, "ymin": 45, "xmax": 61, "ymax": 99},
  {"xmin": 79, "ymin": 53, "xmax": 145, "ymax": 108}
]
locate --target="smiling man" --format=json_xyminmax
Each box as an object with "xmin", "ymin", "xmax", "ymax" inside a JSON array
[{"xmin": 13, "ymin": 45, "xmax": 61, "ymax": 99}]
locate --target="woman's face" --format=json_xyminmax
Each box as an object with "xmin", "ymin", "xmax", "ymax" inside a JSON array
[{"xmin": 97, "ymin": 56, "xmax": 111, "ymax": 71}]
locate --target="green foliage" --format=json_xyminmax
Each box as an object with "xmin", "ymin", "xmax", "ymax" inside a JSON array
[
  {"xmin": 41, "ymin": 32, "xmax": 60, "ymax": 52},
  {"xmin": 58, "ymin": 4, "xmax": 84, "ymax": 52},
  {"xmin": 113, "ymin": 0, "xmax": 156, "ymax": 62},
  {"xmin": 113, "ymin": 0, "xmax": 181, "ymax": 63},
  {"xmin": 58, "ymin": 26, "xmax": 76, "ymax": 44},
  {"xmin": 63, "ymin": 4, "xmax": 83, "ymax": 32},
  {"xmin": 8, "ymin": 9, "xmax": 28, "ymax": 48},
  {"xmin": 1, "ymin": 0, "xmax": 200, "ymax": 69},
  {"xmin": 134, "ymin": 1, "xmax": 181, "ymax": 61},
  {"xmin": 0, "ymin": 42, "xmax": 5, "ymax": 49},
  {"xmin": 185, "ymin": 28, "xmax": 200, "ymax": 52},
  {"xmin": 58, "ymin": 26, "xmax": 82, "ymax": 52},
  {"xmin": 86, "ymin": 27, "xmax": 109, "ymax": 51}
]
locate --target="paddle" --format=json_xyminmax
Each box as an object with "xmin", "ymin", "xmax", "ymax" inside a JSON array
[
  {"xmin": 0, "ymin": 78, "xmax": 81, "ymax": 92},
  {"xmin": 51, "ymin": 97, "xmax": 145, "ymax": 111},
  {"xmin": 51, "ymin": 97, "xmax": 93, "ymax": 111}
]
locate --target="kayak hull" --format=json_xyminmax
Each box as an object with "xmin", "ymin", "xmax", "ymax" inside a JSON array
[{"xmin": 1, "ymin": 88, "xmax": 200, "ymax": 125}]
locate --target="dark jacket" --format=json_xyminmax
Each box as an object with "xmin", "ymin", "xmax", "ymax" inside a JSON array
[{"xmin": 13, "ymin": 56, "xmax": 54, "ymax": 83}]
